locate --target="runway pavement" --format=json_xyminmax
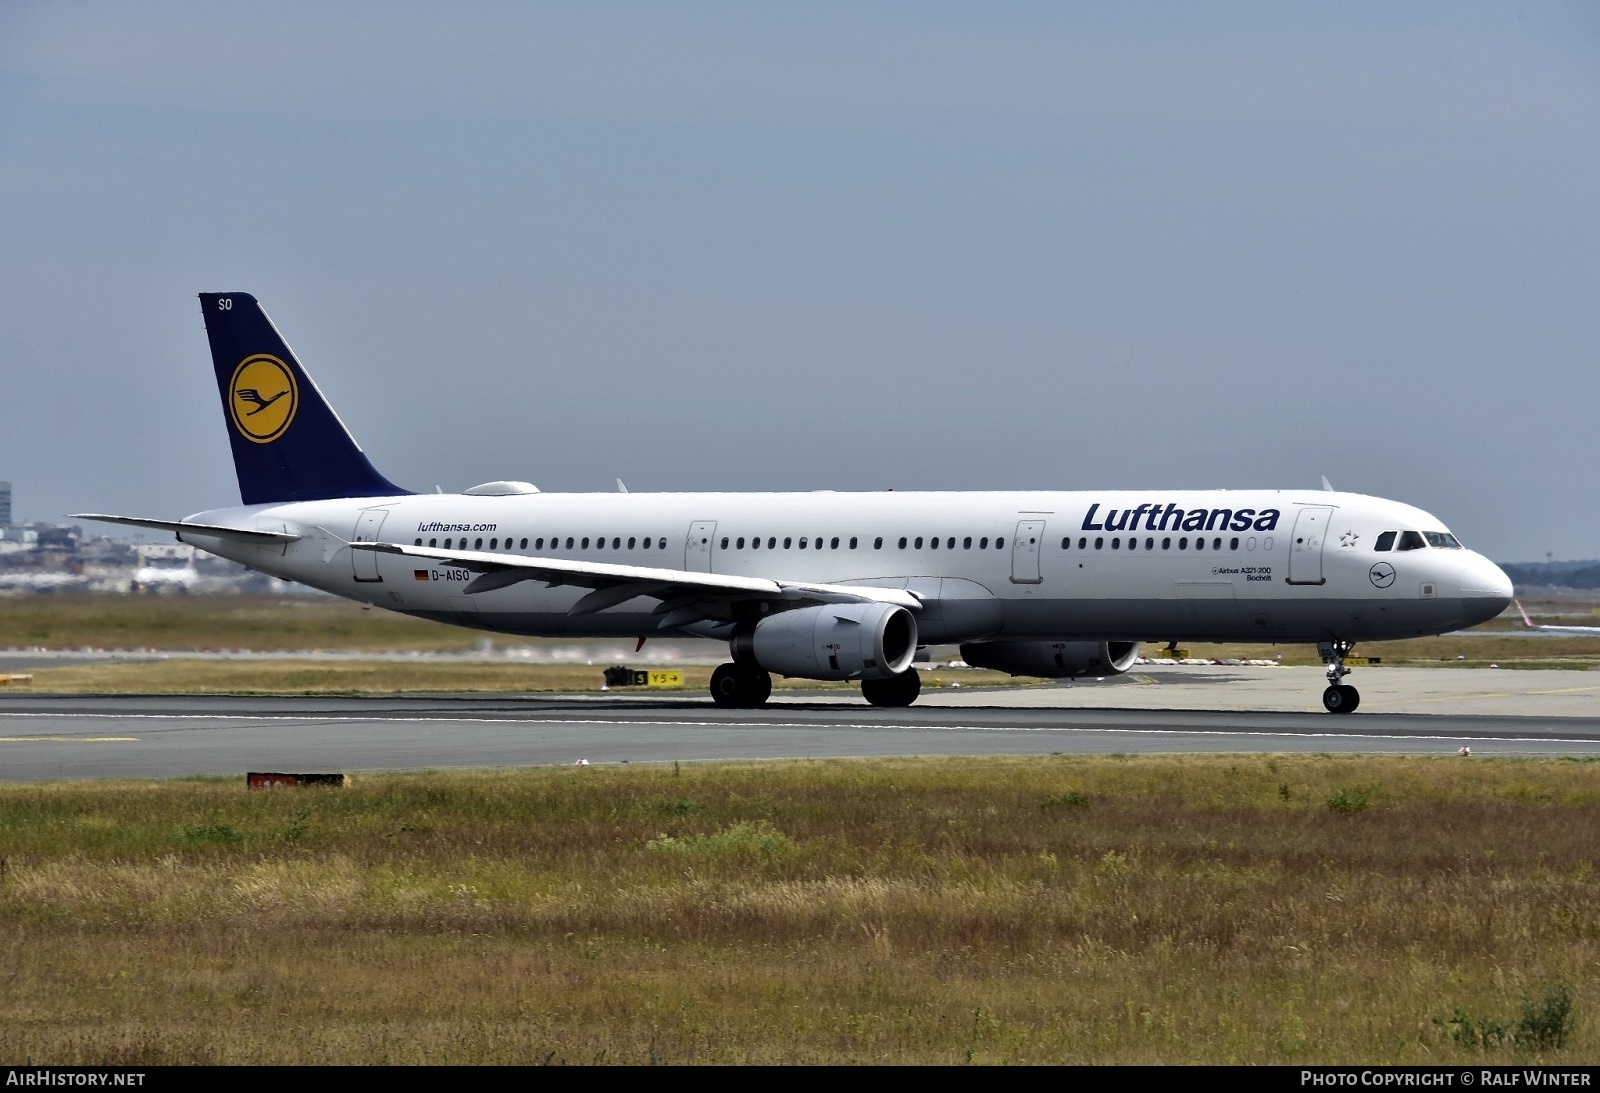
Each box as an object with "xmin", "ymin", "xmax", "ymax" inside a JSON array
[{"xmin": 2, "ymin": 665, "xmax": 1598, "ymax": 781}]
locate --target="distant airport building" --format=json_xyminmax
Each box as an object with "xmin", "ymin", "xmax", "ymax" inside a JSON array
[
  {"xmin": 0, "ymin": 481, "xmax": 10, "ymax": 526},
  {"xmin": 35, "ymin": 525, "xmax": 81, "ymax": 552},
  {"xmin": 135, "ymin": 543, "xmax": 197, "ymax": 569}
]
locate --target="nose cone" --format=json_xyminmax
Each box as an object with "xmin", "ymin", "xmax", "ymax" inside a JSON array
[{"xmin": 1458, "ymin": 553, "xmax": 1514, "ymax": 626}]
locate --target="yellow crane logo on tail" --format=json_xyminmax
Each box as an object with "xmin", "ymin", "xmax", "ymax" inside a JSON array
[{"xmin": 228, "ymin": 354, "xmax": 298, "ymax": 443}]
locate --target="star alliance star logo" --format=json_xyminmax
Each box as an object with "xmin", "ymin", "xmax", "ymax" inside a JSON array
[{"xmin": 1339, "ymin": 530, "xmax": 1359, "ymax": 548}]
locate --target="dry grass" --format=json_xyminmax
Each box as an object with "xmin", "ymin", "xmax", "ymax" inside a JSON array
[
  {"xmin": 16, "ymin": 660, "xmax": 1028, "ymax": 695},
  {"xmin": 19, "ymin": 660, "xmax": 705, "ymax": 695},
  {"xmin": 0, "ymin": 593, "xmax": 483, "ymax": 652},
  {"xmin": 1, "ymin": 756, "xmax": 1596, "ymax": 1064},
  {"xmin": 10, "ymin": 594, "xmax": 1595, "ymax": 665},
  {"xmin": 1156, "ymin": 633, "xmax": 1600, "ymax": 669}
]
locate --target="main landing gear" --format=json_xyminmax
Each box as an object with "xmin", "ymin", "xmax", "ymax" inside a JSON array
[
  {"xmin": 1318, "ymin": 640, "xmax": 1360, "ymax": 714},
  {"xmin": 710, "ymin": 662, "xmax": 772, "ymax": 708},
  {"xmin": 708, "ymin": 664, "xmax": 924, "ymax": 708},
  {"xmin": 861, "ymin": 668, "xmax": 921, "ymax": 708}
]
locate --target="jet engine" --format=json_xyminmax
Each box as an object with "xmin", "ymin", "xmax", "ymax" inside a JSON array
[
  {"xmin": 959, "ymin": 640, "xmax": 1141, "ymax": 679},
  {"xmin": 734, "ymin": 602, "xmax": 919, "ymax": 681}
]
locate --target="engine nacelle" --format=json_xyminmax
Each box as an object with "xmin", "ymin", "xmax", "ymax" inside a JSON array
[
  {"xmin": 959, "ymin": 640, "xmax": 1141, "ymax": 679},
  {"xmin": 737, "ymin": 602, "xmax": 919, "ymax": 681}
]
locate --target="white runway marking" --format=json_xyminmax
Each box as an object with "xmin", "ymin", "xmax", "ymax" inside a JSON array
[{"xmin": 0, "ymin": 735, "xmax": 139, "ymax": 743}]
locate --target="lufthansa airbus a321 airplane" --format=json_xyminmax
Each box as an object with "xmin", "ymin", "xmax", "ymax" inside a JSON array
[{"xmin": 79, "ymin": 293, "xmax": 1514, "ymax": 713}]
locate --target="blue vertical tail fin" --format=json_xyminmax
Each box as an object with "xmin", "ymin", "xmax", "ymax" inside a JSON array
[{"xmin": 199, "ymin": 292, "xmax": 408, "ymax": 505}]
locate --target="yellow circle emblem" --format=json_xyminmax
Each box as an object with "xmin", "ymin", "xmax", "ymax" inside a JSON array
[{"xmin": 228, "ymin": 355, "xmax": 298, "ymax": 444}]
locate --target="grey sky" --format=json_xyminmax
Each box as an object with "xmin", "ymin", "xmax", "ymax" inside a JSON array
[{"xmin": 2, "ymin": 1, "xmax": 1596, "ymax": 561}]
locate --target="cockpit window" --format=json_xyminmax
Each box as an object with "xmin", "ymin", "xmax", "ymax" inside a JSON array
[
  {"xmin": 1423, "ymin": 531, "xmax": 1462, "ymax": 549},
  {"xmin": 1396, "ymin": 531, "xmax": 1427, "ymax": 551},
  {"xmin": 1374, "ymin": 531, "xmax": 1396, "ymax": 552}
]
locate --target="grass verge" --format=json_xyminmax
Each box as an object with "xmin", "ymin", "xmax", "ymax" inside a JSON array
[
  {"xmin": 1, "ymin": 755, "xmax": 1595, "ymax": 1063},
  {"xmin": 11, "ymin": 660, "xmax": 1029, "ymax": 695},
  {"xmin": 7, "ymin": 594, "xmax": 1599, "ymax": 672},
  {"xmin": 0, "ymin": 593, "xmax": 475, "ymax": 652}
]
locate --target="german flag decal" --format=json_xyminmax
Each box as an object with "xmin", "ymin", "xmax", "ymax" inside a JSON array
[{"xmin": 414, "ymin": 570, "xmax": 430, "ymax": 581}]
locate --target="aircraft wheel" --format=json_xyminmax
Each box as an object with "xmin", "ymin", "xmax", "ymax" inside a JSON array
[
  {"xmin": 710, "ymin": 663, "xmax": 744, "ymax": 708},
  {"xmin": 710, "ymin": 663, "xmax": 772, "ymax": 708},
  {"xmin": 747, "ymin": 669, "xmax": 772, "ymax": 706},
  {"xmin": 1322, "ymin": 684, "xmax": 1360, "ymax": 714},
  {"xmin": 862, "ymin": 668, "xmax": 921, "ymax": 708}
]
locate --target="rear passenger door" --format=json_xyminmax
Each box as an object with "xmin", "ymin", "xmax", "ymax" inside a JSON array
[{"xmin": 351, "ymin": 507, "xmax": 389, "ymax": 582}]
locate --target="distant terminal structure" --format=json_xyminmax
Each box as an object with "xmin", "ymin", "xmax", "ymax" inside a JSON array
[
  {"xmin": 131, "ymin": 543, "xmax": 199, "ymax": 591},
  {"xmin": 0, "ymin": 475, "xmax": 289, "ymax": 595}
]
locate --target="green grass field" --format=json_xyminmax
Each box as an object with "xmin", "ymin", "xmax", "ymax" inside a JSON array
[
  {"xmin": 7, "ymin": 659, "xmax": 1030, "ymax": 695},
  {"xmin": 1, "ymin": 756, "xmax": 1595, "ymax": 1064},
  {"xmin": 2, "ymin": 594, "xmax": 1597, "ymax": 698},
  {"xmin": 0, "ymin": 592, "xmax": 479, "ymax": 653}
]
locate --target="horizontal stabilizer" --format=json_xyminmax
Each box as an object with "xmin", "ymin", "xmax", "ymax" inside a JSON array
[{"xmin": 71, "ymin": 514, "xmax": 301, "ymax": 544}]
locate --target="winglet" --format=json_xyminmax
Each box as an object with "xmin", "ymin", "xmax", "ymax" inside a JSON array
[
  {"xmin": 1513, "ymin": 598, "xmax": 1536, "ymax": 628},
  {"xmin": 1320, "ymin": 475, "xmax": 1335, "ymax": 492}
]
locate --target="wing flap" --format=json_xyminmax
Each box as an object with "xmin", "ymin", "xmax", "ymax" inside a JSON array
[{"xmin": 355, "ymin": 541, "xmax": 921, "ymax": 610}]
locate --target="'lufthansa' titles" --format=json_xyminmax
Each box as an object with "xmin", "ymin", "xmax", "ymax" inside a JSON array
[{"xmin": 1082, "ymin": 503, "xmax": 1280, "ymax": 534}]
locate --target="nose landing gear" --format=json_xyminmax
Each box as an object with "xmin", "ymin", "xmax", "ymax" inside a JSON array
[{"xmin": 1318, "ymin": 640, "xmax": 1360, "ymax": 713}]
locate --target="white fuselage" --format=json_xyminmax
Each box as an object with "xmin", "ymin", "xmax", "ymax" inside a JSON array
[{"xmin": 182, "ymin": 488, "xmax": 1513, "ymax": 646}]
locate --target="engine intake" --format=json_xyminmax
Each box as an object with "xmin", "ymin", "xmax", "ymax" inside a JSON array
[
  {"xmin": 736, "ymin": 602, "xmax": 918, "ymax": 681},
  {"xmin": 959, "ymin": 640, "xmax": 1140, "ymax": 679}
]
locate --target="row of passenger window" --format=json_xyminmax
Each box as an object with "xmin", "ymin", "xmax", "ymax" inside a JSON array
[
  {"xmin": 412, "ymin": 533, "xmax": 1019, "ymax": 553},
  {"xmin": 413, "ymin": 535, "xmax": 669, "ymax": 551},
  {"xmin": 412, "ymin": 532, "xmax": 1287, "ymax": 555},
  {"xmin": 717, "ymin": 535, "xmax": 1009, "ymax": 551},
  {"xmin": 1062, "ymin": 534, "xmax": 1271, "ymax": 552}
]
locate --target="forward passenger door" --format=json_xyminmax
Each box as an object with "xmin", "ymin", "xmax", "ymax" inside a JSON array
[{"xmin": 1287, "ymin": 506, "xmax": 1333, "ymax": 585}]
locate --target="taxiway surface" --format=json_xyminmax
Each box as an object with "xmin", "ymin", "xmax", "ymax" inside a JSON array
[{"xmin": 3, "ymin": 665, "xmax": 1599, "ymax": 782}]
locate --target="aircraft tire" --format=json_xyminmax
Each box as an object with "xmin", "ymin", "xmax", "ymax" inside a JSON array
[
  {"xmin": 747, "ymin": 669, "xmax": 772, "ymax": 706},
  {"xmin": 862, "ymin": 668, "xmax": 921, "ymax": 708},
  {"xmin": 1322, "ymin": 684, "xmax": 1360, "ymax": 714},
  {"xmin": 710, "ymin": 663, "xmax": 744, "ymax": 708},
  {"xmin": 711, "ymin": 663, "xmax": 772, "ymax": 708}
]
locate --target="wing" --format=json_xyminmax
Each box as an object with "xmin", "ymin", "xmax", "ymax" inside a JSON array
[
  {"xmin": 351, "ymin": 539, "xmax": 922, "ymax": 629},
  {"xmin": 1514, "ymin": 599, "xmax": 1600, "ymax": 634}
]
